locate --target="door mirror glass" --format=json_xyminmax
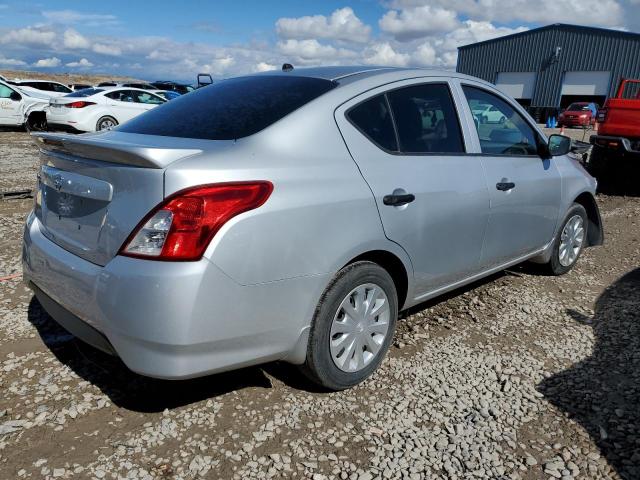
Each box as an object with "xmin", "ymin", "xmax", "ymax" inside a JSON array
[
  {"xmin": 548, "ymin": 134, "xmax": 571, "ymax": 156},
  {"xmin": 10, "ymin": 91, "xmax": 21, "ymax": 101}
]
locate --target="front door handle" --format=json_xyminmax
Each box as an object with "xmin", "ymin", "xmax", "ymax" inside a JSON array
[
  {"xmin": 383, "ymin": 193, "xmax": 415, "ymax": 206},
  {"xmin": 496, "ymin": 182, "xmax": 515, "ymax": 191}
]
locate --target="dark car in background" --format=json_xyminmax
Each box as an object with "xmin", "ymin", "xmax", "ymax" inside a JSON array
[{"xmin": 150, "ymin": 81, "xmax": 194, "ymax": 95}]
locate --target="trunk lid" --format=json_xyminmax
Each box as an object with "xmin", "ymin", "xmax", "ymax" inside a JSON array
[{"xmin": 32, "ymin": 131, "xmax": 206, "ymax": 266}]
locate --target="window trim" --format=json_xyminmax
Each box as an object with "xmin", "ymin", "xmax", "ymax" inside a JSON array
[
  {"xmin": 345, "ymin": 81, "xmax": 468, "ymax": 156},
  {"xmin": 460, "ymin": 83, "xmax": 547, "ymax": 158}
]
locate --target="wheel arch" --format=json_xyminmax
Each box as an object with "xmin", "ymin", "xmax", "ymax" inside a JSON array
[
  {"xmin": 343, "ymin": 249, "xmax": 410, "ymax": 311},
  {"xmin": 574, "ymin": 191, "xmax": 603, "ymax": 246}
]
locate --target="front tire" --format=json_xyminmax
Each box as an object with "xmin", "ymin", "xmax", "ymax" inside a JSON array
[
  {"xmin": 545, "ymin": 204, "xmax": 588, "ymax": 275},
  {"xmin": 300, "ymin": 261, "xmax": 398, "ymax": 391},
  {"xmin": 96, "ymin": 116, "xmax": 118, "ymax": 131}
]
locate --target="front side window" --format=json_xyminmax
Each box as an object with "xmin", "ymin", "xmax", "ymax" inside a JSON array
[
  {"xmin": 346, "ymin": 94, "xmax": 398, "ymax": 152},
  {"xmin": 387, "ymin": 83, "xmax": 465, "ymax": 154},
  {"xmin": 463, "ymin": 85, "xmax": 539, "ymax": 156},
  {"xmin": 132, "ymin": 91, "xmax": 165, "ymax": 104},
  {"xmin": 0, "ymin": 84, "xmax": 16, "ymax": 99}
]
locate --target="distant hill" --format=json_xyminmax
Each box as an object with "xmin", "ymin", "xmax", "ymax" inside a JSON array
[{"xmin": 0, "ymin": 69, "xmax": 143, "ymax": 86}]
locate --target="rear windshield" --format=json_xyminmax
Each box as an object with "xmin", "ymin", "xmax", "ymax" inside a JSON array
[
  {"xmin": 66, "ymin": 88, "xmax": 104, "ymax": 97},
  {"xmin": 118, "ymin": 75, "xmax": 337, "ymax": 140}
]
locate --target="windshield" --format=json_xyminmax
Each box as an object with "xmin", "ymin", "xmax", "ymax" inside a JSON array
[
  {"xmin": 566, "ymin": 103, "xmax": 590, "ymax": 111},
  {"xmin": 119, "ymin": 75, "xmax": 337, "ymax": 140}
]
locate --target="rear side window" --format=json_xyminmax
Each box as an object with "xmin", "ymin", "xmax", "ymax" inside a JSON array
[
  {"xmin": 387, "ymin": 83, "xmax": 465, "ymax": 154},
  {"xmin": 347, "ymin": 94, "xmax": 398, "ymax": 152},
  {"xmin": 621, "ymin": 80, "xmax": 640, "ymax": 99},
  {"xmin": 67, "ymin": 88, "xmax": 104, "ymax": 97},
  {"xmin": 119, "ymin": 76, "xmax": 337, "ymax": 140}
]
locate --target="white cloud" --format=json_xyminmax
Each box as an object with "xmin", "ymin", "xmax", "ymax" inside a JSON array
[
  {"xmin": 66, "ymin": 58, "xmax": 94, "ymax": 68},
  {"xmin": 276, "ymin": 7, "xmax": 371, "ymax": 43},
  {"xmin": 380, "ymin": 5, "xmax": 459, "ymax": 41},
  {"xmin": 92, "ymin": 43, "xmax": 122, "ymax": 56},
  {"xmin": 0, "ymin": 56, "xmax": 26, "ymax": 66},
  {"xmin": 412, "ymin": 42, "xmax": 437, "ymax": 66},
  {"xmin": 199, "ymin": 56, "xmax": 236, "ymax": 75},
  {"xmin": 33, "ymin": 57, "xmax": 61, "ymax": 67},
  {"xmin": 434, "ymin": 20, "xmax": 529, "ymax": 66},
  {"xmin": 1, "ymin": 27, "xmax": 56, "ymax": 46},
  {"xmin": 389, "ymin": 0, "xmax": 623, "ymax": 27},
  {"xmin": 253, "ymin": 62, "xmax": 277, "ymax": 72},
  {"xmin": 63, "ymin": 29, "xmax": 90, "ymax": 49},
  {"xmin": 363, "ymin": 42, "xmax": 410, "ymax": 67},
  {"xmin": 42, "ymin": 10, "xmax": 118, "ymax": 26},
  {"xmin": 278, "ymin": 39, "xmax": 356, "ymax": 62}
]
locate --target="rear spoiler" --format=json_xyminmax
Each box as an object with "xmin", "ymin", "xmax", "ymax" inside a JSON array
[{"xmin": 32, "ymin": 132, "xmax": 203, "ymax": 169}]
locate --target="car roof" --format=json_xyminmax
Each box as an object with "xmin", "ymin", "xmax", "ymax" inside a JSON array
[
  {"xmin": 14, "ymin": 79, "xmax": 66, "ymax": 84},
  {"xmin": 94, "ymin": 86, "xmax": 166, "ymax": 95},
  {"xmin": 251, "ymin": 65, "xmax": 491, "ymax": 86}
]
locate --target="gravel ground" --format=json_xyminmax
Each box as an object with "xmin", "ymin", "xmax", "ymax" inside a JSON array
[{"xmin": 0, "ymin": 129, "xmax": 639, "ymax": 480}]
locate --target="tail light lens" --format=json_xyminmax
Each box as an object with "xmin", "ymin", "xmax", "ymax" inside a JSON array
[
  {"xmin": 597, "ymin": 108, "xmax": 607, "ymax": 123},
  {"xmin": 64, "ymin": 101, "xmax": 96, "ymax": 108},
  {"xmin": 120, "ymin": 182, "xmax": 273, "ymax": 261}
]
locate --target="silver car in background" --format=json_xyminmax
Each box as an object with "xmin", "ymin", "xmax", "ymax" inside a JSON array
[{"xmin": 23, "ymin": 66, "xmax": 603, "ymax": 391}]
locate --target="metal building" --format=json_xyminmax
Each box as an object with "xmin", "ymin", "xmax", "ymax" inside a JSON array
[{"xmin": 456, "ymin": 23, "xmax": 640, "ymax": 118}]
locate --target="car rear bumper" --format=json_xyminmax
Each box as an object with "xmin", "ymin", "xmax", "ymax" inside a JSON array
[
  {"xmin": 590, "ymin": 135, "xmax": 640, "ymax": 156},
  {"xmin": 23, "ymin": 212, "xmax": 326, "ymax": 379},
  {"xmin": 46, "ymin": 110, "xmax": 91, "ymax": 132}
]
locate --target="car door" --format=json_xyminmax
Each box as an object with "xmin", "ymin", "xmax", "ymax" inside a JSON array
[
  {"xmin": 105, "ymin": 89, "xmax": 146, "ymax": 123},
  {"xmin": 0, "ymin": 83, "xmax": 22, "ymax": 125},
  {"xmin": 335, "ymin": 79, "xmax": 490, "ymax": 297},
  {"xmin": 459, "ymin": 83, "xmax": 561, "ymax": 268}
]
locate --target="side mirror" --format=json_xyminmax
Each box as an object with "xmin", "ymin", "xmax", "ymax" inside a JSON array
[
  {"xmin": 548, "ymin": 134, "xmax": 571, "ymax": 156},
  {"xmin": 9, "ymin": 91, "xmax": 21, "ymax": 101}
]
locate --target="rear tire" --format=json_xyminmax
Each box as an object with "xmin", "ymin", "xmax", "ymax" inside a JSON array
[
  {"xmin": 96, "ymin": 116, "xmax": 118, "ymax": 131},
  {"xmin": 300, "ymin": 261, "xmax": 398, "ymax": 391},
  {"xmin": 544, "ymin": 204, "xmax": 588, "ymax": 276}
]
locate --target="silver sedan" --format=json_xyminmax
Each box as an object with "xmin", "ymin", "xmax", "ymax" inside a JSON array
[{"xmin": 23, "ymin": 66, "xmax": 602, "ymax": 390}]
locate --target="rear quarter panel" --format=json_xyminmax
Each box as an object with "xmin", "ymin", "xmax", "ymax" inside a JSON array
[{"xmin": 164, "ymin": 98, "xmax": 413, "ymax": 289}]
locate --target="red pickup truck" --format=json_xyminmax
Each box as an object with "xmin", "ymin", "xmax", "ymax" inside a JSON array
[{"xmin": 589, "ymin": 79, "xmax": 640, "ymax": 185}]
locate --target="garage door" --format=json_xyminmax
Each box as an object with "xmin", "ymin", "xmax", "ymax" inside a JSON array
[
  {"xmin": 561, "ymin": 71, "xmax": 610, "ymax": 96},
  {"xmin": 495, "ymin": 72, "xmax": 536, "ymax": 99}
]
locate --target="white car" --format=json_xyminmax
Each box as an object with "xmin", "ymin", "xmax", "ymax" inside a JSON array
[
  {"xmin": 474, "ymin": 103, "xmax": 507, "ymax": 124},
  {"xmin": 11, "ymin": 79, "xmax": 73, "ymax": 97},
  {"xmin": 47, "ymin": 87, "xmax": 166, "ymax": 132},
  {"xmin": 0, "ymin": 80, "xmax": 49, "ymax": 129}
]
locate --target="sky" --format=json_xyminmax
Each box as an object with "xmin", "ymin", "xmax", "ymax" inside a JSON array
[{"xmin": 0, "ymin": 0, "xmax": 639, "ymax": 83}]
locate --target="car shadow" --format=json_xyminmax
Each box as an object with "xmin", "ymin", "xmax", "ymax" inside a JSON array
[
  {"xmin": 595, "ymin": 164, "xmax": 640, "ymax": 197},
  {"xmin": 538, "ymin": 267, "xmax": 640, "ymax": 479},
  {"xmin": 27, "ymin": 297, "xmax": 277, "ymax": 412}
]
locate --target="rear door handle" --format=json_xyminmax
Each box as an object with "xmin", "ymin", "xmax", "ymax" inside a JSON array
[
  {"xmin": 383, "ymin": 193, "xmax": 415, "ymax": 206},
  {"xmin": 496, "ymin": 182, "xmax": 515, "ymax": 191}
]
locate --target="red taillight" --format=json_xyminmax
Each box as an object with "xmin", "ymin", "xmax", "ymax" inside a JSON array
[
  {"xmin": 120, "ymin": 182, "xmax": 273, "ymax": 261},
  {"xmin": 64, "ymin": 101, "xmax": 96, "ymax": 108},
  {"xmin": 597, "ymin": 108, "xmax": 607, "ymax": 123}
]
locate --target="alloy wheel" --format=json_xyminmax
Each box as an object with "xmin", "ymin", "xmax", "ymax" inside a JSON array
[{"xmin": 559, "ymin": 214, "xmax": 585, "ymax": 267}]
